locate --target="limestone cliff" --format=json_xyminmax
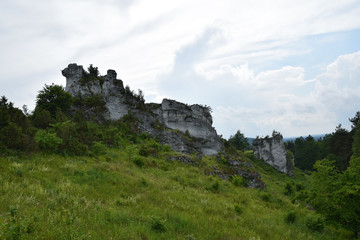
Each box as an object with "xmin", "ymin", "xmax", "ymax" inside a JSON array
[
  {"xmin": 62, "ymin": 63, "xmax": 223, "ymax": 155},
  {"xmin": 252, "ymin": 133, "xmax": 294, "ymax": 176}
]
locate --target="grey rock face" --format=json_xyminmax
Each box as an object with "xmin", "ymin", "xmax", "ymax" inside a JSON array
[
  {"xmin": 252, "ymin": 134, "xmax": 294, "ymax": 176},
  {"xmin": 161, "ymin": 99, "xmax": 223, "ymax": 155},
  {"xmin": 62, "ymin": 63, "xmax": 224, "ymax": 155}
]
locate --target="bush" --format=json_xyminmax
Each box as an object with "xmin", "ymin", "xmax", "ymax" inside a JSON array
[
  {"xmin": 51, "ymin": 120, "xmax": 88, "ymax": 155},
  {"xmin": 133, "ymin": 157, "xmax": 145, "ymax": 168},
  {"xmin": 295, "ymin": 183, "xmax": 305, "ymax": 191},
  {"xmin": 292, "ymin": 190, "xmax": 309, "ymax": 203},
  {"xmin": 209, "ymin": 181, "xmax": 220, "ymax": 193},
  {"xmin": 234, "ymin": 204, "xmax": 243, "ymax": 215},
  {"xmin": 35, "ymin": 84, "xmax": 73, "ymax": 117},
  {"xmin": 32, "ymin": 108, "xmax": 54, "ymax": 129},
  {"xmin": 0, "ymin": 123, "xmax": 26, "ymax": 150},
  {"xmin": 260, "ymin": 193, "xmax": 271, "ymax": 202},
  {"xmin": 306, "ymin": 215, "xmax": 325, "ymax": 232},
  {"xmin": 284, "ymin": 211, "xmax": 297, "ymax": 224},
  {"xmin": 91, "ymin": 141, "xmax": 107, "ymax": 155},
  {"xmin": 35, "ymin": 130, "xmax": 62, "ymax": 153},
  {"xmin": 138, "ymin": 143, "xmax": 158, "ymax": 157},
  {"xmin": 284, "ymin": 182, "xmax": 294, "ymax": 195},
  {"xmin": 150, "ymin": 216, "xmax": 167, "ymax": 232},
  {"xmin": 232, "ymin": 176, "xmax": 247, "ymax": 187}
]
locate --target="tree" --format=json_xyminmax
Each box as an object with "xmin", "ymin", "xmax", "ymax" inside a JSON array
[
  {"xmin": 294, "ymin": 136, "xmax": 322, "ymax": 171},
  {"xmin": 349, "ymin": 111, "xmax": 360, "ymax": 130},
  {"xmin": 352, "ymin": 123, "xmax": 360, "ymax": 158},
  {"xmin": 228, "ymin": 130, "xmax": 250, "ymax": 151},
  {"xmin": 35, "ymin": 84, "xmax": 73, "ymax": 118},
  {"xmin": 329, "ymin": 124, "xmax": 352, "ymax": 170},
  {"xmin": 0, "ymin": 96, "xmax": 33, "ymax": 151},
  {"xmin": 87, "ymin": 64, "xmax": 100, "ymax": 77},
  {"xmin": 310, "ymin": 156, "xmax": 360, "ymax": 237}
]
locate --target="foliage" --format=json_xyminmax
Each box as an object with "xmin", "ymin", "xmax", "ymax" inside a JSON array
[
  {"xmin": 351, "ymin": 123, "xmax": 360, "ymax": 158},
  {"xmin": 207, "ymin": 181, "xmax": 220, "ymax": 193},
  {"xmin": 328, "ymin": 125, "xmax": 353, "ymax": 170},
  {"xmin": 293, "ymin": 136, "xmax": 323, "ymax": 171},
  {"xmin": 228, "ymin": 130, "xmax": 250, "ymax": 151},
  {"xmin": 306, "ymin": 215, "xmax": 324, "ymax": 232},
  {"xmin": 32, "ymin": 108, "xmax": 54, "ymax": 129},
  {"xmin": 349, "ymin": 111, "xmax": 360, "ymax": 130},
  {"xmin": 51, "ymin": 120, "xmax": 88, "ymax": 155},
  {"xmin": 35, "ymin": 84, "xmax": 73, "ymax": 118},
  {"xmin": 232, "ymin": 176, "xmax": 247, "ymax": 187},
  {"xmin": 309, "ymin": 156, "xmax": 360, "ymax": 237},
  {"xmin": 91, "ymin": 141, "xmax": 107, "ymax": 155},
  {"xmin": 150, "ymin": 216, "xmax": 167, "ymax": 233},
  {"xmin": 234, "ymin": 204, "xmax": 243, "ymax": 215},
  {"xmin": 260, "ymin": 192, "xmax": 271, "ymax": 202},
  {"xmin": 288, "ymin": 116, "xmax": 357, "ymax": 171},
  {"xmin": 284, "ymin": 182, "xmax": 294, "ymax": 195},
  {"xmin": 80, "ymin": 64, "xmax": 104, "ymax": 87},
  {"xmin": 284, "ymin": 211, "xmax": 297, "ymax": 224},
  {"xmin": 35, "ymin": 130, "xmax": 62, "ymax": 153},
  {"xmin": 133, "ymin": 156, "xmax": 145, "ymax": 167},
  {"xmin": 0, "ymin": 96, "xmax": 33, "ymax": 151},
  {"xmin": 0, "ymin": 207, "xmax": 35, "ymax": 239}
]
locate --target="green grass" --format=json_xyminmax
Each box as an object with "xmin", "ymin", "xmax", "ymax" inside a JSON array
[{"xmin": 0, "ymin": 146, "xmax": 352, "ymax": 239}]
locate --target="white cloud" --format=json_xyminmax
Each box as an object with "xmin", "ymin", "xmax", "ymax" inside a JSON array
[
  {"xmin": 0, "ymin": 0, "xmax": 359, "ymax": 137},
  {"xmin": 212, "ymin": 51, "xmax": 360, "ymax": 137}
]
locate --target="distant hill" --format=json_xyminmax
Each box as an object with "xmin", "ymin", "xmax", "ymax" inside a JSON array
[
  {"xmin": 247, "ymin": 134, "xmax": 328, "ymax": 145},
  {"xmin": 283, "ymin": 134, "xmax": 328, "ymax": 142}
]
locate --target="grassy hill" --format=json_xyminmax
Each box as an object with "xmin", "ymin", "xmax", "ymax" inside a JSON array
[{"xmin": 0, "ymin": 143, "xmax": 352, "ymax": 239}]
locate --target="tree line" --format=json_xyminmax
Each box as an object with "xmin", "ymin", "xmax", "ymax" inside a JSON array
[{"xmin": 285, "ymin": 112, "xmax": 360, "ymax": 172}]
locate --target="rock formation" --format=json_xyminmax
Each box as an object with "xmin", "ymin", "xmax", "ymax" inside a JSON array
[
  {"xmin": 252, "ymin": 133, "xmax": 294, "ymax": 176},
  {"xmin": 62, "ymin": 63, "xmax": 223, "ymax": 155}
]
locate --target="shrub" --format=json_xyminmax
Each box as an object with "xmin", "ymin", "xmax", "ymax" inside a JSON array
[
  {"xmin": 292, "ymin": 190, "xmax": 309, "ymax": 203},
  {"xmin": 0, "ymin": 123, "xmax": 26, "ymax": 150},
  {"xmin": 234, "ymin": 204, "xmax": 243, "ymax": 215},
  {"xmin": 284, "ymin": 211, "xmax": 297, "ymax": 224},
  {"xmin": 138, "ymin": 143, "xmax": 157, "ymax": 157},
  {"xmin": 218, "ymin": 155, "xmax": 228, "ymax": 165},
  {"xmin": 91, "ymin": 141, "xmax": 107, "ymax": 155},
  {"xmin": 284, "ymin": 182, "xmax": 294, "ymax": 195},
  {"xmin": 35, "ymin": 84, "xmax": 73, "ymax": 117},
  {"xmin": 295, "ymin": 183, "xmax": 305, "ymax": 191},
  {"xmin": 306, "ymin": 215, "xmax": 325, "ymax": 232},
  {"xmin": 150, "ymin": 216, "xmax": 167, "ymax": 232},
  {"xmin": 133, "ymin": 157, "xmax": 145, "ymax": 168},
  {"xmin": 35, "ymin": 130, "xmax": 62, "ymax": 153},
  {"xmin": 209, "ymin": 181, "xmax": 220, "ymax": 193},
  {"xmin": 162, "ymin": 144, "xmax": 172, "ymax": 152},
  {"xmin": 32, "ymin": 108, "xmax": 54, "ymax": 129},
  {"xmin": 232, "ymin": 176, "xmax": 247, "ymax": 187},
  {"xmin": 260, "ymin": 193, "xmax": 271, "ymax": 202}
]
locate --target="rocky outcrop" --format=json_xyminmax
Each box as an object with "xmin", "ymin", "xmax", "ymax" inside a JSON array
[
  {"xmin": 62, "ymin": 63, "xmax": 223, "ymax": 155},
  {"xmin": 252, "ymin": 133, "xmax": 294, "ymax": 176}
]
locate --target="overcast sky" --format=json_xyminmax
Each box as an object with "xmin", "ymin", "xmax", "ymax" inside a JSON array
[{"xmin": 1, "ymin": 0, "xmax": 360, "ymax": 138}]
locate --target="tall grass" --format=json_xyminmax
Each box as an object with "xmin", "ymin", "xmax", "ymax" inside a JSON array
[{"xmin": 0, "ymin": 146, "xmax": 352, "ymax": 239}]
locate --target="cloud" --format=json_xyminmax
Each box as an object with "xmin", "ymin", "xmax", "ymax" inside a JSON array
[
  {"xmin": 213, "ymin": 51, "xmax": 360, "ymax": 137},
  {"xmin": 156, "ymin": 27, "xmax": 360, "ymax": 138},
  {"xmin": 0, "ymin": 0, "xmax": 359, "ymax": 137}
]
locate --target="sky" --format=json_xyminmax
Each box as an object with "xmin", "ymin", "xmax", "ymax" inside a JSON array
[{"xmin": 1, "ymin": 0, "xmax": 360, "ymax": 138}]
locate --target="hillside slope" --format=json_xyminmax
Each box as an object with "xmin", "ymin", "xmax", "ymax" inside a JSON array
[{"xmin": 0, "ymin": 144, "xmax": 352, "ymax": 239}]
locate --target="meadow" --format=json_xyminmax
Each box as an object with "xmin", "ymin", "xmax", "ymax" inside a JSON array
[{"xmin": 0, "ymin": 144, "xmax": 352, "ymax": 239}]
